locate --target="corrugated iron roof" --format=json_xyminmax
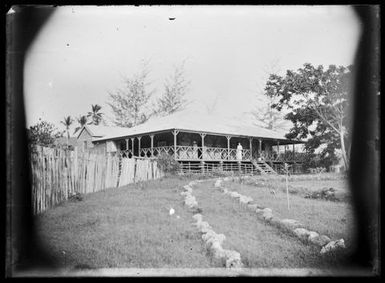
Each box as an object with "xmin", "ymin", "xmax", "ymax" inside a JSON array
[
  {"xmin": 91, "ymin": 110, "xmax": 302, "ymax": 143},
  {"xmin": 84, "ymin": 125, "xmax": 130, "ymax": 137}
]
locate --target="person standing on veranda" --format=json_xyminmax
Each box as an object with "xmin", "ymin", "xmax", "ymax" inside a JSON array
[{"xmin": 236, "ymin": 142, "xmax": 243, "ymax": 161}]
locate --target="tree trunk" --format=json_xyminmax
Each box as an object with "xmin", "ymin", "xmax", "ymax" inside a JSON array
[
  {"xmin": 67, "ymin": 129, "xmax": 70, "ymax": 148},
  {"xmin": 340, "ymin": 129, "xmax": 349, "ymax": 170}
]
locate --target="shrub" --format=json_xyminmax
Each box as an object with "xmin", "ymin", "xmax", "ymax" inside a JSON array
[
  {"xmin": 156, "ymin": 153, "xmax": 181, "ymax": 175},
  {"xmin": 304, "ymin": 187, "xmax": 339, "ymax": 201},
  {"xmin": 68, "ymin": 192, "xmax": 83, "ymax": 202}
]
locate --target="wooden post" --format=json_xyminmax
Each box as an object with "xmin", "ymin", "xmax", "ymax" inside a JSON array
[
  {"xmin": 226, "ymin": 136, "xmax": 231, "ymax": 160},
  {"xmin": 138, "ymin": 136, "xmax": 142, "ymax": 158},
  {"xmin": 292, "ymin": 143, "xmax": 295, "ymax": 163},
  {"xmin": 131, "ymin": 138, "xmax": 135, "ymax": 157},
  {"xmin": 277, "ymin": 141, "xmax": 280, "ymax": 161},
  {"xmin": 258, "ymin": 139, "xmax": 262, "ymax": 157},
  {"xmin": 200, "ymin": 133, "xmax": 207, "ymax": 160},
  {"xmin": 150, "ymin": 134, "xmax": 154, "ymax": 157},
  {"xmin": 172, "ymin": 130, "xmax": 179, "ymax": 160},
  {"xmin": 125, "ymin": 139, "xmax": 129, "ymax": 151},
  {"xmin": 249, "ymin": 138, "xmax": 253, "ymax": 160}
]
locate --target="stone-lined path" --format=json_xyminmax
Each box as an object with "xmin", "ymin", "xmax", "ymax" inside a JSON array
[
  {"xmin": 215, "ymin": 177, "xmax": 346, "ymax": 254},
  {"xmin": 180, "ymin": 178, "xmax": 338, "ymax": 268}
]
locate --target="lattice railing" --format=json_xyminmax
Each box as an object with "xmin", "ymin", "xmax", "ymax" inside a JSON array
[
  {"xmin": 176, "ymin": 146, "xmax": 199, "ymax": 159},
  {"xmin": 258, "ymin": 151, "xmax": 306, "ymax": 163},
  {"xmin": 116, "ymin": 150, "xmax": 133, "ymax": 158},
  {"xmin": 139, "ymin": 147, "xmax": 152, "ymax": 158},
  {"xmin": 152, "ymin": 146, "xmax": 175, "ymax": 157},
  {"xmin": 203, "ymin": 147, "xmax": 227, "ymax": 160}
]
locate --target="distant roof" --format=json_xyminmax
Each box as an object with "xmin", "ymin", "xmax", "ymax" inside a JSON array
[
  {"xmin": 77, "ymin": 124, "xmax": 130, "ymax": 139},
  {"xmin": 92, "ymin": 110, "xmax": 303, "ymax": 144}
]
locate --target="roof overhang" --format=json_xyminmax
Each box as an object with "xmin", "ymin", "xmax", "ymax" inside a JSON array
[{"xmin": 92, "ymin": 128, "xmax": 304, "ymax": 145}]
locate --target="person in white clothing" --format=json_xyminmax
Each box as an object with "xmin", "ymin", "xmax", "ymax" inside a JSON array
[{"xmin": 236, "ymin": 143, "xmax": 243, "ymax": 160}]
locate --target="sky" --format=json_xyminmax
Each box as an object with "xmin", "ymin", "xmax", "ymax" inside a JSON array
[{"xmin": 24, "ymin": 5, "xmax": 361, "ymax": 134}]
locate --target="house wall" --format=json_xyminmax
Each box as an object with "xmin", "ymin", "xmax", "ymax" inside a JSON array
[
  {"xmin": 77, "ymin": 129, "xmax": 94, "ymax": 149},
  {"xmin": 93, "ymin": 142, "xmax": 107, "ymax": 154}
]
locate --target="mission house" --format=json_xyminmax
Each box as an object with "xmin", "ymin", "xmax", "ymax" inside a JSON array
[{"xmin": 76, "ymin": 111, "xmax": 304, "ymax": 174}]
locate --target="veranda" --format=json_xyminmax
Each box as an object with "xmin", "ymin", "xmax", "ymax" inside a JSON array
[{"xmin": 94, "ymin": 129, "xmax": 304, "ymax": 173}]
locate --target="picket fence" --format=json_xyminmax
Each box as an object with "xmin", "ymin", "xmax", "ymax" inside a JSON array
[{"xmin": 29, "ymin": 145, "xmax": 164, "ymax": 215}]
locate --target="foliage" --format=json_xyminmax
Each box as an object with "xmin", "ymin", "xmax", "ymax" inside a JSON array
[
  {"xmin": 73, "ymin": 115, "xmax": 88, "ymax": 135},
  {"xmin": 156, "ymin": 62, "xmax": 190, "ymax": 116},
  {"xmin": 60, "ymin": 116, "xmax": 74, "ymax": 138},
  {"xmin": 156, "ymin": 153, "xmax": 181, "ymax": 174},
  {"xmin": 108, "ymin": 63, "xmax": 155, "ymax": 127},
  {"xmin": 304, "ymin": 187, "xmax": 339, "ymax": 202},
  {"xmin": 264, "ymin": 63, "xmax": 352, "ymax": 169},
  {"xmin": 252, "ymin": 60, "xmax": 287, "ymax": 131},
  {"xmin": 301, "ymin": 151, "xmax": 335, "ymax": 172},
  {"xmin": 252, "ymin": 97, "xmax": 287, "ymax": 130},
  {"xmin": 87, "ymin": 104, "xmax": 103, "ymax": 125},
  {"xmin": 27, "ymin": 119, "xmax": 63, "ymax": 147}
]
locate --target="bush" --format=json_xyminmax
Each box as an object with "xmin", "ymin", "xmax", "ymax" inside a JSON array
[
  {"xmin": 156, "ymin": 153, "xmax": 181, "ymax": 175},
  {"xmin": 302, "ymin": 152, "xmax": 338, "ymax": 172},
  {"xmin": 304, "ymin": 187, "xmax": 339, "ymax": 201},
  {"xmin": 68, "ymin": 192, "xmax": 83, "ymax": 202}
]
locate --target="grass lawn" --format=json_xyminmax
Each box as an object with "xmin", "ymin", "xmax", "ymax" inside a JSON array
[
  {"xmin": 192, "ymin": 181, "xmax": 347, "ymax": 269},
  {"xmin": 34, "ymin": 174, "xmax": 355, "ymax": 271},
  {"xmin": 35, "ymin": 176, "xmax": 213, "ymax": 269},
  {"xmin": 223, "ymin": 176, "xmax": 356, "ymax": 250},
  {"xmin": 251, "ymin": 174, "xmax": 351, "ymax": 202}
]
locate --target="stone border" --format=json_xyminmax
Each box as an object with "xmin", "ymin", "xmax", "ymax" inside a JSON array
[
  {"xmin": 214, "ymin": 178, "xmax": 346, "ymax": 254},
  {"xmin": 180, "ymin": 179, "xmax": 243, "ymax": 268}
]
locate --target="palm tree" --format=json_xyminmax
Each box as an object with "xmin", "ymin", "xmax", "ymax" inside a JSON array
[
  {"xmin": 73, "ymin": 115, "xmax": 88, "ymax": 135},
  {"xmin": 87, "ymin": 104, "xmax": 103, "ymax": 125},
  {"xmin": 60, "ymin": 116, "xmax": 73, "ymax": 147}
]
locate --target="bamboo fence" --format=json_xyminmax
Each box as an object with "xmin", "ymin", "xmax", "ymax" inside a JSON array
[{"xmin": 30, "ymin": 145, "xmax": 164, "ymax": 215}]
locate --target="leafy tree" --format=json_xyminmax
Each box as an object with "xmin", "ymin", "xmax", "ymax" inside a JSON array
[
  {"xmin": 156, "ymin": 153, "xmax": 181, "ymax": 175},
  {"xmin": 27, "ymin": 119, "xmax": 63, "ymax": 147},
  {"xmin": 252, "ymin": 60, "xmax": 287, "ymax": 131},
  {"xmin": 73, "ymin": 115, "xmax": 88, "ymax": 135},
  {"xmin": 156, "ymin": 62, "xmax": 189, "ymax": 116},
  {"xmin": 264, "ymin": 63, "xmax": 352, "ymax": 169},
  {"xmin": 87, "ymin": 104, "xmax": 103, "ymax": 125},
  {"xmin": 251, "ymin": 96, "xmax": 287, "ymax": 131},
  {"xmin": 108, "ymin": 63, "xmax": 155, "ymax": 127}
]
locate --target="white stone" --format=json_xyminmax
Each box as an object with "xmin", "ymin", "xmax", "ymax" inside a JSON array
[
  {"xmin": 212, "ymin": 245, "xmax": 226, "ymax": 259},
  {"xmin": 183, "ymin": 185, "xmax": 193, "ymax": 192},
  {"xmin": 197, "ymin": 221, "xmax": 211, "ymax": 232},
  {"xmin": 224, "ymin": 250, "xmax": 243, "ymax": 268},
  {"xmin": 261, "ymin": 208, "xmax": 273, "ymax": 220},
  {"xmin": 206, "ymin": 234, "xmax": 226, "ymax": 246},
  {"xmin": 229, "ymin": 191, "xmax": 241, "ymax": 198},
  {"xmin": 293, "ymin": 228, "xmax": 311, "ymax": 240},
  {"xmin": 307, "ymin": 231, "xmax": 319, "ymax": 241},
  {"xmin": 280, "ymin": 219, "xmax": 303, "ymax": 230},
  {"xmin": 320, "ymin": 239, "xmax": 345, "ymax": 254},
  {"xmin": 202, "ymin": 230, "xmax": 217, "ymax": 242},
  {"xmin": 192, "ymin": 213, "xmax": 203, "ymax": 222},
  {"xmin": 184, "ymin": 196, "xmax": 198, "ymax": 208},
  {"xmin": 239, "ymin": 195, "xmax": 253, "ymax": 204}
]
